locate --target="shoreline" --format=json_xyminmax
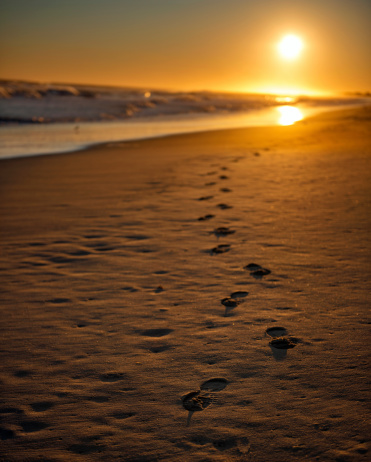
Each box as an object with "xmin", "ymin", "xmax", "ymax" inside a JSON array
[
  {"xmin": 1, "ymin": 105, "xmax": 370, "ymax": 461},
  {"xmin": 0, "ymin": 101, "xmax": 369, "ymax": 161}
]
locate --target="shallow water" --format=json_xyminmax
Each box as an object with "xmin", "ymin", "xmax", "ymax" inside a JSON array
[{"xmin": 0, "ymin": 101, "xmax": 366, "ymax": 160}]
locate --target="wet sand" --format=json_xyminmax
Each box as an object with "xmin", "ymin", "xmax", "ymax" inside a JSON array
[{"xmin": 0, "ymin": 106, "xmax": 370, "ymax": 461}]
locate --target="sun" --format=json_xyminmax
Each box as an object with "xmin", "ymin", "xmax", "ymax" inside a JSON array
[{"xmin": 278, "ymin": 34, "xmax": 303, "ymax": 60}]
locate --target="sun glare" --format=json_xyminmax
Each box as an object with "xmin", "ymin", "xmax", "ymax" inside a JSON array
[
  {"xmin": 277, "ymin": 105, "xmax": 303, "ymax": 126},
  {"xmin": 278, "ymin": 35, "xmax": 303, "ymax": 60}
]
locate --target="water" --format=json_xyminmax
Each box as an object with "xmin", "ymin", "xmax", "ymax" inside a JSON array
[{"xmin": 0, "ymin": 81, "xmax": 368, "ymax": 160}]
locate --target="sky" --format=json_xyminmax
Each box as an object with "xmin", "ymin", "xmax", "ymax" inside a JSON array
[{"xmin": 0, "ymin": 0, "xmax": 370, "ymax": 95}]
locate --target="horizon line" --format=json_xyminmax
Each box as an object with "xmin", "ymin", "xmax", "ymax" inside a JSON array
[{"xmin": 1, "ymin": 76, "xmax": 369, "ymax": 98}]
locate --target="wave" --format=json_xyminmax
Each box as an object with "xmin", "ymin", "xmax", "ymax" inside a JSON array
[{"xmin": 0, "ymin": 80, "xmax": 368, "ymax": 125}]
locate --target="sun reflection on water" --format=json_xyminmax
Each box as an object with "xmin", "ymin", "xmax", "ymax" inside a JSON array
[
  {"xmin": 275, "ymin": 96, "xmax": 296, "ymax": 104},
  {"xmin": 277, "ymin": 105, "xmax": 303, "ymax": 126}
]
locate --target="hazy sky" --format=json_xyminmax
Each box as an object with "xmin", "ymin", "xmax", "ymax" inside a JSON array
[{"xmin": 1, "ymin": 0, "xmax": 370, "ymax": 94}]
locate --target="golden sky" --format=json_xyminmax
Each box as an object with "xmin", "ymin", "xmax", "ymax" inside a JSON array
[{"xmin": 0, "ymin": 0, "xmax": 370, "ymax": 95}]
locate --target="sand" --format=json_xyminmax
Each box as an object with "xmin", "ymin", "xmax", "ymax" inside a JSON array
[{"xmin": 0, "ymin": 106, "xmax": 370, "ymax": 462}]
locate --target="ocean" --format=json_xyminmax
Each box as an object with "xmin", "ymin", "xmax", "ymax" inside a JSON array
[{"xmin": 0, "ymin": 81, "xmax": 367, "ymax": 159}]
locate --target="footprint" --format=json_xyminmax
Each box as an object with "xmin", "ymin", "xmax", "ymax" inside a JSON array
[
  {"xmin": 200, "ymin": 378, "xmax": 228, "ymax": 392},
  {"xmin": 67, "ymin": 249, "xmax": 91, "ymax": 256},
  {"xmin": 121, "ymin": 286, "xmax": 139, "ymax": 292},
  {"xmin": 149, "ymin": 345, "xmax": 171, "ymax": 353},
  {"xmin": 182, "ymin": 378, "xmax": 229, "ymax": 426},
  {"xmin": 111, "ymin": 412, "xmax": 135, "ymax": 420},
  {"xmin": 244, "ymin": 263, "xmax": 271, "ymax": 278},
  {"xmin": 230, "ymin": 291, "xmax": 249, "ymax": 299},
  {"xmin": 47, "ymin": 298, "xmax": 70, "ymax": 304},
  {"xmin": 221, "ymin": 297, "xmax": 242, "ymax": 317},
  {"xmin": 269, "ymin": 337, "xmax": 298, "ymax": 349},
  {"xmin": 217, "ymin": 203, "xmax": 233, "ymax": 210},
  {"xmin": 30, "ymin": 401, "xmax": 54, "ymax": 412},
  {"xmin": 14, "ymin": 370, "xmax": 32, "ymax": 378},
  {"xmin": 0, "ymin": 427, "xmax": 15, "ymax": 440},
  {"xmin": 182, "ymin": 391, "xmax": 214, "ymax": 412},
  {"xmin": 266, "ymin": 327, "xmax": 299, "ymax": 360},
  {"xmin": 20, "ymin": 420, "xmax": 49, "ymax": 433},
  {"xmin": 211, "ymin": 244, "xmax": 231, "ymax": 255},
  {"xmin": 198, "ymin": 195, "xmax": 214, "ymax": 201},
  {"xmin": 205, "ymin": 182, "xmax": 216, "ymax": 186},
  {"xmin": 213, "ymin": 227, "xmax": 235, "ymax": 237},
  {"xmin": 219, "ymin": 175, "xmax": 229, "ymax": 180},
  {"xmin": 198, "ymin": 214, "xmax": 215, "ymax": 221},
  {"xmin": 95, "ymin": 246, "xmax": 116, "ymax": 252},
  {"xmin": 87, "ymin": 396, "xmax": 109, "ymax": 403},
  {"xmin": 100, "ymin": 372, "xmax": 125, "ymax": 382},
  {"xmin": 220, "ymin": 188, "xmax": 231, "ymax": 193},
  {"xmin": 141, "ymin": 328, "xmax": 173, "ymax": 337},
  {"xmin": 124, "ymin": 234, "xmax": 150, "ymax": 240},
  {"xmin": 49, "ymin": 256, "xmax": 75, "ymax": 264},
  {"xmin": 85, "ymin": 241, "xmax": 116, "ymax": 252},
  {"xmin": 265, "ymin": 326, "xmax": 287, "ymax": 338},
  {"xmin": 213, "ymin": 437, "xmax": 237, "ymax": 451}
]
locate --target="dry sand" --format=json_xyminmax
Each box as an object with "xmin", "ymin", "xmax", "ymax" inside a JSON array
[{"xmin": 0, "ymin": 106, "xmax": 370, "ymax": 461}]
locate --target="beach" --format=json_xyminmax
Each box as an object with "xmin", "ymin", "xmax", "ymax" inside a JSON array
[{"xmin": 0, "ymin": 105, "xmax": 370, "ymax": 461}]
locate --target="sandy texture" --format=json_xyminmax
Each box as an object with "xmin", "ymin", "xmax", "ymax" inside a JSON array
[{"xmin": 0, "ymin": 106, "xmax": 370, "ymax": 461}]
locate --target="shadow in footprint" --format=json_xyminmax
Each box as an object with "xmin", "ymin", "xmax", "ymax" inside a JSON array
[
  {"xmin": 198, "ymin": 214, "xmax": 215, "ymax": 221},
  {"xmin": 68, "ymin": 250, "xmax": 91, "ymax": 256},
  {"xmin": 20, "ymin": 420, "xmax": 49, "ymax": 433},
  {"xmin": 265, "ymin": 327, "xmax": 299, "ymax": 360},
  {"xmin": 200, "ymin": 378, "xmax": 228, "ymax": 392},
  {"xmin": 213, "ymin": 227, "xmax": 235, "ymax": 237},
  {"xmin": 111, "ymin": 412, "xmax": 135, "ymax": 420},
  {"xmin": 197, "ymin": 196, "xmax": 214, "ymax": 201},
  {"xmin": 149, "ymin": 344, "xmax": 172, "ymax": 353},
  {"xmin": 142, "ymin": 328, "xmax": 173, "ymax": 337},
  {"xmin": 213, "ymin": 437, "xmax": 237, "ymax": 451},
  {"xmin": 49, "ymin": 256, "xmax": 75, "ymax": 264},
  {"xmin": 221, "ymin": 298, "xmax": 242, "ymax": 317},
  {"xmin": 221, "ymin": 291, "xmax": 248, "ymax": 317},
  {"xmin": 230, "ymin": 291, "xmax": 249, "ymax": 299},
  {"xmin": 0, "ymin": 427, "xmax": 15, "ymax": 440},
  {"xmin": 14, "ymin": 370, "xmax": 32, "ymax": 378},
  {"xmin": 217, "ymin": 203, "xmax": 233, "ymax": 210},
  {"xmin": 210, "ymin": 244, "xmax": 231, "ymax": 255},
  {"xmin": 182, "ymin": 378, "xmax": 228, "ymax": 426},
  {"xmin": 30, "ymin": 401, "xmax": 54, "ymax": 412},
  {"xmin": 244, "ymin": 263, "xmax": 271, "ymax": 279},
  {"xmin": 124, "ymin": 234, "xmax": 150, "ymax": 240},
  {"xmin": 47, "ymin": 298, "xmax": 71, "ymax": 304},
  {"xmin": 100, "ymin": 372, "xmax": 125, "ymax": 382}
]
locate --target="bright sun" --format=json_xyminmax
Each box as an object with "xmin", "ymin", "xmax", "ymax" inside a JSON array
[{"xmin": 278, "ymin": 34, "xmax": 303, "ymax": 60}]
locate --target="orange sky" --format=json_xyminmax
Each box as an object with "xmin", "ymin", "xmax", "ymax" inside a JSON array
[{"xmin": 0, "ymin": 0, "xmax": 370, "ymax": 95}]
